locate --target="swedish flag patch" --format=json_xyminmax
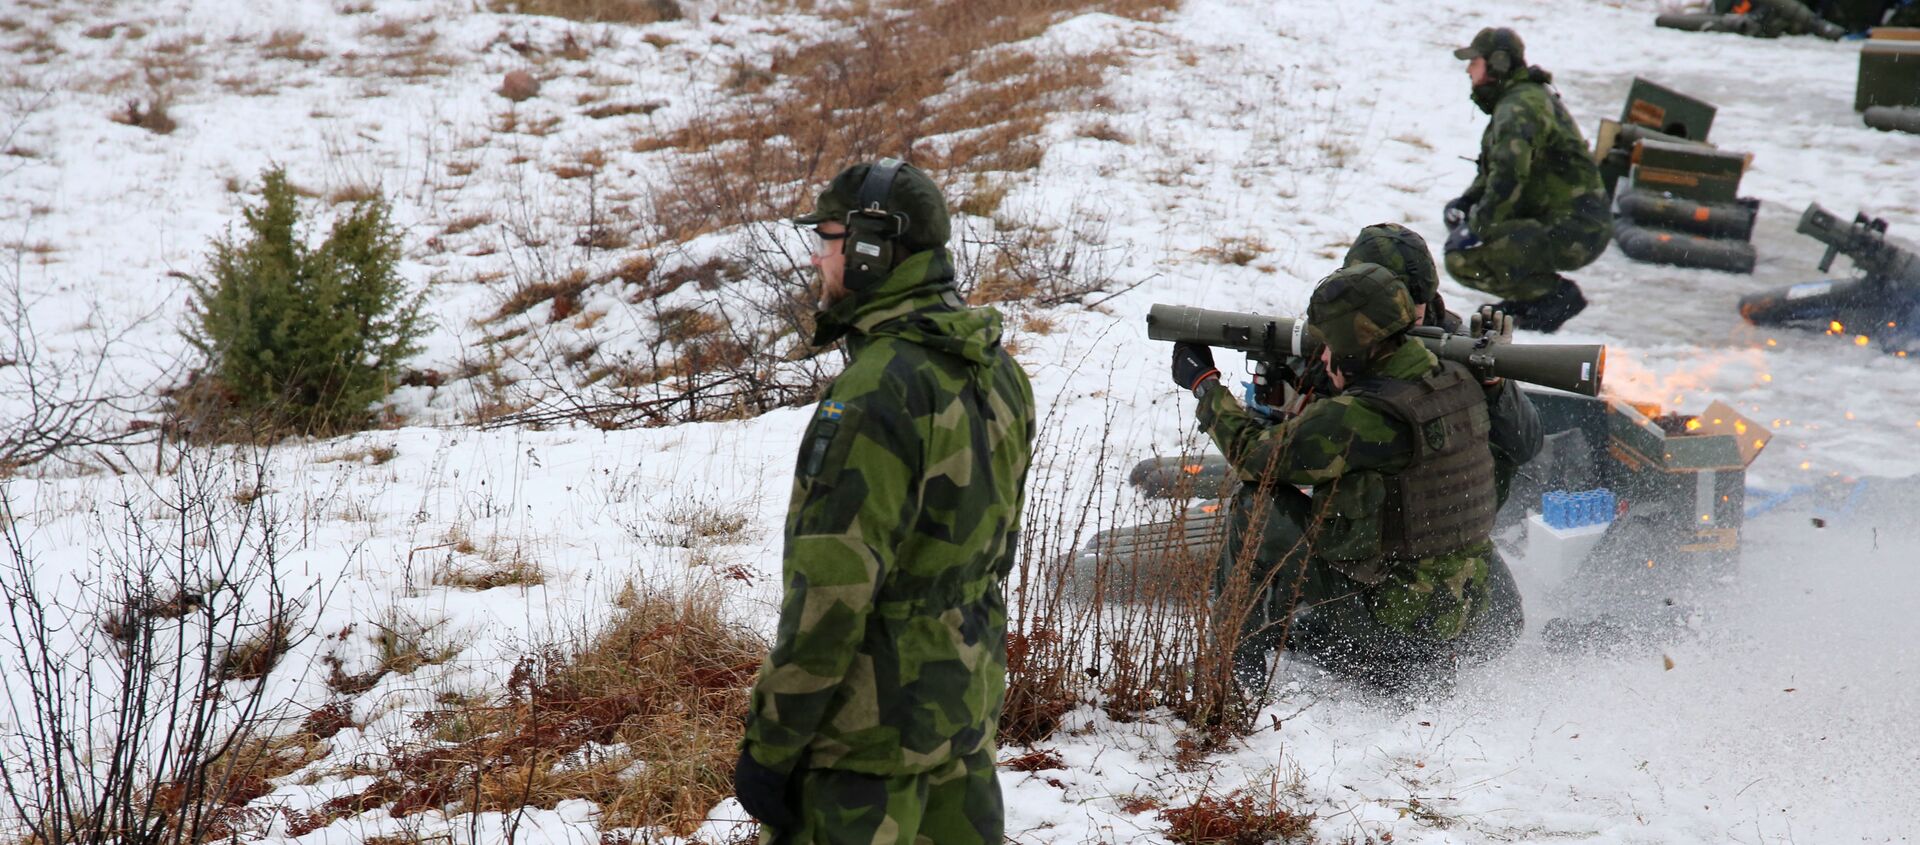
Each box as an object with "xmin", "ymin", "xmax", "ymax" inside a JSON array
[{"xmin": 817, "ymin": 400, "xmax": 846, "ymax": 421}]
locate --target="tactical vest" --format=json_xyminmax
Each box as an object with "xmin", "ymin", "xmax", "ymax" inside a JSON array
[{"xmin": 1346, "ymin": 361, "xmax": 1498, "ymax": 560}]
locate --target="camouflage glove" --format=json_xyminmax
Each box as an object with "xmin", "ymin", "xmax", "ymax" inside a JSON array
[
  {"xmin": 1172, "ymin": 342, "xmax": 1220, "ymax": 396},
  {"xmin": 1444, "ymin": 195, "xmax": 1473, "ymax": 228},
  {"xmin": 733, "ymin": 748, "xmax": 798, "ymax": 832},
  {"xmin": 1470, "ymin": 305, "xmax": 1515, "ymax": 388},
  {"xmin": 1470, "ymin": 305, "xmax": 1515, "ymax": 343}
]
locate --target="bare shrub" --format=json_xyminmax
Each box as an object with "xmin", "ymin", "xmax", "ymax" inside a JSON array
[
  {"xmin": 956, "ymin": 203, "xmax": 1139, "ymax": 307},
  {"xmin": 1, "ymin": 240, "xmax": 163, "ymax": 475},
  {"xmin": 0, "ymin": 449, "xmax": 325, "ymax": 844}
]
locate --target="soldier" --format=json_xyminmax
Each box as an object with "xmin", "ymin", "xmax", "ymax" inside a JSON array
[
  {"xmin": 1442, "ymin": 27, "xmax": 1611, "ymax": 334},
  {"xmin": 735, "ymin": 159, "xmax": 1036, "ymax": 845},
  {"xmin": 1173, "ymin": 264, "xmax": 1523, "ymax": 693}
]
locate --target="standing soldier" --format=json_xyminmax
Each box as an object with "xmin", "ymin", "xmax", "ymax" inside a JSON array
[
  {"xmin": 1173, "ymin": 264, "xmax": 1514, "ymax": 693},
  {"xmin": 735, "ymin": 159, "xmax": 1036, "ymax": 845},
  {"xmin": 1442, "ymin": 27, "xmax": 1611, "ymax": 334}
]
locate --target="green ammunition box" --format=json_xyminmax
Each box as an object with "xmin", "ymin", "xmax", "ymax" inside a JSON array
[
  {"xmin": 1607, "ymin": 400, "xmax": 1767, "ymax": 473},
  {"xmin": 1856, "ymin": 39, "xmax": 1920, "ymax": 111},
  {"xmin": 1630, "ymin": 138, "xmax": 1748, "ymax": 204},
  {"xmin": 1621, "ymin": 78, "xmax": 1717, "ymax": 141}
]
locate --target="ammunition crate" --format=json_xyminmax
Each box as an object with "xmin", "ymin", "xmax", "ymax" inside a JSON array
[
  {"xmin": 1630, "ymin": 138, "xmax": 1748, "ymax": 204},
  {"xmin": 1620, "ymin": 78, "xmax": 1717, "ymax": 141},
  {"xmin": 1857, "ymin": 39, "xmax": 1920, "ymax": 111}
]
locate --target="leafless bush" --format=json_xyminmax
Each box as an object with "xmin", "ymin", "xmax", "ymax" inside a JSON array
[
  {"xmin": 0, "ymin": 448, "xmax": 325, "ymax": 844},
  {"xmin": 1, "ymin": 249, "xmax": 165, "ymax": 475},
  {"xmin": 1002, "ymin": 409, "xmax": 1253, "ymax": 748}
]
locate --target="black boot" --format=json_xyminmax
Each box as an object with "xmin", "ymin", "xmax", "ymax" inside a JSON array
[{"xmin": 1511, "ymin": 276, "xmax": 1587, "ymax": 333}]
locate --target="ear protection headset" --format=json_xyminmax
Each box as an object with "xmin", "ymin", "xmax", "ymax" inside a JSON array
[
  {"xmin": 842, "ymin": 158, "xmax": 911, "ymax": 292},
  {"xmin": 1487, "ymin": 48, "xmax": 1512, "ymax": 77}
]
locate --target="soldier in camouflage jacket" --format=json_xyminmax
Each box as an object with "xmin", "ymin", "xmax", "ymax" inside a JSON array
[
  {"xmin": 1172, "ymin": 264, "xmax": 1512, "ymax": 694},
  {"xmin": 735, "ymin": 159, "xmax": 1036, "ymax": 845},
  {"xmin": 1442, "ymin": 27, "xmax": 1611, "ymax": 334}
]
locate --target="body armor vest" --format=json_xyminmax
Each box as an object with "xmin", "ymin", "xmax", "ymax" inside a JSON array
[{"xmin": 1346, "ymin": 361, "xmax": 1498, "ymax": 560}]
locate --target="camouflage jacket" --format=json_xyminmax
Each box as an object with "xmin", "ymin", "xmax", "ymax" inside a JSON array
[
  {"xmin": 1464, "ymin": 72, "xmax": 1610, "ymax": 235},
  {"xmin": 1197, "ymin": 337, "xmax": 1498, "ymax": 639},
  {"xmin": 743, "ymin": 249, "xmax": 1036, "ymax": 777}
]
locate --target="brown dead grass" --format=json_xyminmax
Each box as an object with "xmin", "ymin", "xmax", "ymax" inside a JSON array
[
  {"xmin": 311, "ymin": 583, "xmax": 760, "ymax": 835},
  {"xmin": 493, "ymin": 0, "xmax": 684, "ymax": 23},
  {"xmin": 645, "ymin": 0, "xmax": 1176, "ymax": 243},
  {"xmin": 1159, "ymin": 791, "xmax": 1316, "ymax": 845}
]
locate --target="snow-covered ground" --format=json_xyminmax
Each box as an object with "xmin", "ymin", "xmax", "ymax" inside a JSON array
[{"xmin": 3, "ymin": 0, "xmax": 1918, "ymax": 842}]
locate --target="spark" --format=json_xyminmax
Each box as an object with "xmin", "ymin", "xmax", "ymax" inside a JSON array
[
  {"xmin": 1734, "ymin": 421, "xmax": 1748, "ymax": 435},
  {"xmin": 1765, "ymin": 338, "xmax": 1778, "ymax": 347},
  {"xmin": 1685, "ymin": 418, "xmax": 1703, "ymax": 432},
  {"xmin": 1855, "ymin": 335, "xmax": 1870, "ymax": 347},
  {"xmin": 1760, "ymin": 373, "xmax": 1772, "ymax": 383},
  {"xmin": 1800, "ymin": 461, "xmax": 1812, "ymax": 470},
  {"xmin": 1845, "ymin": 411, "xmax": 1856, "ymax": 420},
  {"xmin": 1829, "ymin": 321, "xmax": 1845, "ymax": 334}
]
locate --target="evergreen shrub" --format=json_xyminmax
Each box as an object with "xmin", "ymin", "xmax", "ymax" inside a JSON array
[{"xmin": 183, "ymin": 169, "xmax": 424, "ymax": 438}]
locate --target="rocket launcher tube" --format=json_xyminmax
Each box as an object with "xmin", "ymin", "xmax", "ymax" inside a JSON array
[{"xmin": 1145, "ymin": 304, "xmax": 1606, "ymax": 396}]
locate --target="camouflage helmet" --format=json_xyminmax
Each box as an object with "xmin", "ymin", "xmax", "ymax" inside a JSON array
[
  {"xmin": 1452, "ymin": 27, "xmax": 1526, "ymax": 74},
  {"xmin": 1344, "ymin": 223, "xmax": 1439, "ymax": 306},
  {"xmin": 1308, "ymin": 262, "xmax": 1416, "ymax": 359},
  {"xmin": 792, "ymin": 160, "xmax": 951, "ymax": 255}
]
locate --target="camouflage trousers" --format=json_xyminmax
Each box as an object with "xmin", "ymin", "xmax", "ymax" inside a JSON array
[
  {"xmin": 760, "ymin": 750, "xmax": 1002, "ymax": 845},
  {"xmin": 1216, "ymin": 487, "xmax": 1523, "ymax": 692},
  {"xmin": 1444, "ymin": 215, "xmax": 1610, "ymax": 301}
]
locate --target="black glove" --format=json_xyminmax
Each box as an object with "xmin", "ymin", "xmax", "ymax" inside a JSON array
[
  {"xmin": 1171, "ymin": 342, "xmax": 1220, "ymax": 393},
  {"xmin": 1443, "ymin": 195, "xmax": 1473, "ymax": 228},
  {"xmin": 1444, "ymin": 221, "xmax": 1481, "ymax": 253},
  {"xmin": 733, "ymin": 748, "xmax": 799, "ymax": 832}
]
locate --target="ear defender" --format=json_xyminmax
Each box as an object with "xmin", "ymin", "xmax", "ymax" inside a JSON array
[
  {"xmin": 842, "ymin": 158, "xmax": 912, "ymax": 292},
  {"xmin": 1488, "ymin": 49, "xmax": 1512, "ymax": 77}
]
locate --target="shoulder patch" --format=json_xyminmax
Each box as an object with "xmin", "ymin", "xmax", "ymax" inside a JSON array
[{"xmin": 818, "ymin": 400, "xmax": 847, "ymax": 421}]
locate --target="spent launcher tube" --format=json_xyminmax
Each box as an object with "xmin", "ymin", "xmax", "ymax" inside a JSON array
[{"xmin": 1146, "ymin": 304, "xmax": 1606, "ymax": 397}]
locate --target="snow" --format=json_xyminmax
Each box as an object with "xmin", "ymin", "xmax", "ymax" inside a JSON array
[{"xmin": 4, "ymin": 0, "xmax": 1919, "ymax": 842}]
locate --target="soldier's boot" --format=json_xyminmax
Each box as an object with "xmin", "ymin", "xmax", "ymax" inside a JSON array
[{"xmin": 1509, "ymin": 276, "xmax": 1587, "ymax": 333}]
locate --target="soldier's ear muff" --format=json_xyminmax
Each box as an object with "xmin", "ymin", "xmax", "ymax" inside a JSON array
[
  {"xmin": 842, "ymin": 158, "xmax": 910, "ymax": 292},
  {"xmin": 1487, "ymin": 49, "xmax": 1512, "ymax": 77}
]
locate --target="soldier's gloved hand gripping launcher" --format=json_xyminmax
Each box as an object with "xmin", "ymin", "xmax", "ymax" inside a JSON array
[{"xmin": 843, "ymin": 158, "xmax": 909, "ymax": 292}]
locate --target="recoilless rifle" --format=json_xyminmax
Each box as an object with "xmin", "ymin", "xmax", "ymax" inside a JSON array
[
  {"xmin": 1146, "ymin": 304, "xmax": 1607, "ymax": 397},
  {"xmin": 1737, "ymin": 202, "xmax": 1920, "ymax": 353}
]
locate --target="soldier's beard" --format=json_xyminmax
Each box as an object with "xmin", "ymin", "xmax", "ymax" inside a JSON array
[{"xmin": 1470, "ymin": 81, "xmax": 1503, "ymax": 115}]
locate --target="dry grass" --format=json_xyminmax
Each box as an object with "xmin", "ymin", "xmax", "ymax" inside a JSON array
[
  {"xmin": 311, "ymin": 583, "xmax": 761, "ymax": 835},
  {"xmin": 642, "ymin": 0, "xmax": 1175, "ymax": 244},
  {"xmin": 435, "ymin": 528, "xmax": 547, "ymax": 590},
  {"xmin": 314, "ymin": 442, "xmax": 400, "ymax": 466},
  {"xmin": 261, "ymin": 29, "xmax": 327, "ymax": 63},
  {"xmin": 1197, "ymin": 235, "xmax": 1269, "ymax": 267},
  {"xmin": 492, "ymin": 0, "xmax": 684, "ymax": 23},
  {"xmin": 491, "ymin": 268, "xmax": 593, "ymax": 323},
  {"xmin": 112, "ymin": 94, "xmax": 176, "ymax": 135},
  {"xmin": 220, "ymin": 618, "xmax": 294, "ymax": 681},
  {"xmin": 1159, "ymin": 790, "xmax": 1316, "ymax": 845}
]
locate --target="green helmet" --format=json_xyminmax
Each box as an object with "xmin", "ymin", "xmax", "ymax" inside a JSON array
[
  {"xmin": 1308, "ymin": 262, "xmax": 1416, "ymax": 360},
  {"xmin": 1344, "ymin": 223, "xmax": 1439, "ymax": 306},
  {"xmin": 792, "ymin": 160, "xmax": 951, "ymax": 255}
]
